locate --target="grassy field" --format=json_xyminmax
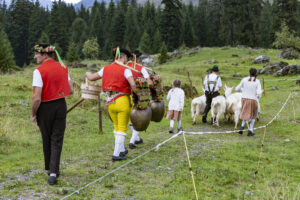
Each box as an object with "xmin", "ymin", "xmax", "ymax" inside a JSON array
[{"xmin": 0, "ymin": 47, "xmax": 300, "ymax": 199}]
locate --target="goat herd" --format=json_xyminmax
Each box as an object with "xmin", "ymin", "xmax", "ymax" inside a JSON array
[{"xmin": 191, "ymin": 85, "xmax": 262, "ymax": 128}]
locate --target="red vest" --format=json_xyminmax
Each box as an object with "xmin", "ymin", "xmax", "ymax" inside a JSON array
[
  {"xmin": 102, "ymin": 62, "xmax": 131, "ymax": 94},
  {"xmin": 36, "ymin": 59, "xmax": 70, "ymax": 102},
  {"xmin": 127, "ymin": 62, "xmax": 143, "ymax": 78}
]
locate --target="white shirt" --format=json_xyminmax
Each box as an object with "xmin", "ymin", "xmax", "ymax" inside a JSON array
[
  {"xmin": 167, "ymin": 87, "xmax": 185, "ymax": 111},
  {"xmin": 204, "ymin": 73, "xmax": 222, "ymax": 92},
  {"xmin": 32, "ymin": 69, "xmax": 71, "ymax": 88},
  {"xmin": 235, "ymin": 77, "xmax": 262, "ymax": 101},
  {"xmin": 97, "ymin": 66, "xmax": 133, "ymax": 102}
]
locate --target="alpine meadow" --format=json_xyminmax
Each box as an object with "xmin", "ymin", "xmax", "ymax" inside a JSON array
[{"xmin": 1, "ymin": 0, "xmax": 300, "ymax": 199}]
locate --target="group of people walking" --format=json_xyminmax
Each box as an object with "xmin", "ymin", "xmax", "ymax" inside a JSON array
[{"xmin": 30, "ymin": 43, "xmax": 262, "ymax": 185}]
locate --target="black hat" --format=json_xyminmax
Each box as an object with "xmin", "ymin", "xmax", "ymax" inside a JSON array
[
  {"xmin": 33, "ymin": 43, "xmax": 55, "ymax": 53},
  {"xmin": 113, "ymin": 47, "xmax": 131, "ymax": 58},
  {"xmin": 211, "ymin": 65, "xmax": 219, "ymax": 72},
  {"xmin": 131, "ymin": 50, "xmax": 142, "ymax": 58}
]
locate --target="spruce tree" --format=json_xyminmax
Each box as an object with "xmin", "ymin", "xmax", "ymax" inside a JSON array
[
  {"xmin": 90, "ymin": 8, "xmax": 104, "ymax": 57},
  {"xmin": 158, "ymin": 42, "xmax": 168, "ymax": 64},
  {"xmin": 0, "ymin": 28, "xmax": 16, "ymax": 72},
  {"xmin": 160, "ymin": 0, "xmax": 182, "ymax": 50},
  {"xmin": 103, "ymin": 0, "xmax": 115, "ymax": 58},
  {"xmin": 273, "ymin": 0, "xmax": 300, "ymax": 34},
  {"xmin": 152, "ymin": 30, "xmax": 162, "ymax": 53},
  {"xmin": 111, "ymin": 4, "xmax": 126, "ymax": 47},
  {"xmin": 195, "ymin": 0, "xmax": 208, "ymax": 46},
  {"xmin": 124, "ymin": 5, "xmax": 140, "ymax": 50},
  {"xmin": 71, "ymin": 17, "xmax": 87, "ymax": 58},
  {"xmin": 139, "ymin": 31, "xmax": 151, "ymax": 54},
  {"xmin": 258, "ymin": 1, "xmax": 273, "ymax": 48},
  {"xmin": 48, "ymin": 1, "xmax": 69, "ymax": 57},
  {"xmin": 182, "ymin": 12, "xmax": 196, "ymax": 47},
  {"xmin": 67, "ymin": 41, "xmax": 79, "ymax": 63},
  {"xmin": 39, "ymin": 31, "xmax": 49, "ymax": 43}
]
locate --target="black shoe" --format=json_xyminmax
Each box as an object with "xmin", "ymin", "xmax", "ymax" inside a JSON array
[
  {"xmin": 112, "ymin": 155, "xmax": 127, "ymax": 162},
  {"xmin": 129, "ymin": 143, "xmax": 137, "ymax": 149},
  {"xmin": 135, "ymin": 138, "xmax": 143, "ymax": 144},
  {"xmin": 247, "ymin": 130, "xmax": 255, "ymax": 136},
  {"xmin": 48, "ymin": 176, "xmax": 57, "ymax": 185},
  {"xmin": 119, "ymin": 148, "xmax": 128, "ymax": 157},
  {"xmin": 239, "ymin": 126, "xmax": 244, "ymax": 135},
  {"xmin": 202, "ymin": 116, "xmax": 207, "ymax": 123},
  {"xmin": 169, "ymin": 128, "xmax": 174, "ymax": 134},
  {"xmin": 178, "ymin": 127, "xmax": 183, "ymax": 132}
]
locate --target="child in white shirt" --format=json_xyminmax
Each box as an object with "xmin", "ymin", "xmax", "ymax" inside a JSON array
[{"xmin": 166, "ymin": 79, "xmax": 185, "ymax": 133}]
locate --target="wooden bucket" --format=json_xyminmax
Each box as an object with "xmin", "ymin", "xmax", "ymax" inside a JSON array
[{"xmin": 81, "ymin": 78, "xmax": 101, "ymax": 100}]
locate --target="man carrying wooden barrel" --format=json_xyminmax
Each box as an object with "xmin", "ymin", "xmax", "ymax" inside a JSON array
[
  {"xmin": 31, "ymin": 43, "xmax": 74, "ymax": 185},
  {"xmin": 127, "ymin": 50, "xmax": 153, "ymax": 149},
  {"xmin": 86, "ymin": 47, "xmax": 136, "ymax": 161}
]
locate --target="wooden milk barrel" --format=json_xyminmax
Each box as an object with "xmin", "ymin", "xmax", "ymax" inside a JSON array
[{"xmin": 81, "ymin": 78, "xmax": 101, "ymax": 100}]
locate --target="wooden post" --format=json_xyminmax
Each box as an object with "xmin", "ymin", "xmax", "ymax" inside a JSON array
[
  {"xmin": 263, "ymin": 77, "xmax": 265, "ymax": 96},
  {"xmin": 98, "ymin": 95, "xmax": 103, "ymax": 134}
]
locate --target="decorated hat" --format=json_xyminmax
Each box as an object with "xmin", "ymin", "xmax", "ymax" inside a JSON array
[
  {"xmin": 211, "ymin": 65, "xmax": 219, "ymax": 72},
  {"xmin": 33, "ymin": 43, "xmax": 55, "ymax": 53},
  {"xmin": 113, "ymin": 47, "xmax": 131, "ymax": 58},
  {"xmin": 131, "ymin": 50, "xmax": 142, "ymax": 58}
]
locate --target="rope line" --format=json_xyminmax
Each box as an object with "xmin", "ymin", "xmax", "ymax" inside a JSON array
[
  {"xmin": 292, "ymin": 93, "xmax": 296, "ymax": 123},
  {"xmin": 255, "ymin": 126, "xmax": 267, "ymax": 176},
  {"xmin": 184, "ymin": 92, "xmax": 292, "ymax": 135},
  {"xmin": 61, "ymin": 92, "xmax": 294, "ymax": 199},
  {"xmin": 61, "ymin": 132, "xmax": 181, "ymax": 200},
  {"xmin": 182, "ymin": 132, "xmax": 199, "ymax": 200}
]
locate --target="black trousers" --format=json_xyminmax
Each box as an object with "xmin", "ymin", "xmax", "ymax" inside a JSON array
[
  {"xmin": 203, "ymin": 91, "xmax": 220, "ymax": 117},
  {"xmin": 37, "ymin": 98, "xmax": 66, "ymax": 174}
]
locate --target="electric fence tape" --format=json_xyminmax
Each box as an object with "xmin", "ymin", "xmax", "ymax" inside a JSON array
[{"xmin": 61, "ymin": 92, "xmax": 294, "ymax": 199}]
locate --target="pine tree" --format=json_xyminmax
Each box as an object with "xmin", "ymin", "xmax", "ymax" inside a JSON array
[
  {"xmin": 111, "ymin": 4, "xmax": 126, "ymax": 47},
  {"xmin": 71, "ymin": 17, "xmax": 88, "ymax": 58},
  {"xmin": 39, "ymin": 31, "xmax": 49, "ymax": 43},
  {"xmin": 90, "ymin": 8, "xmax": 104, "ymax": 57},
  {"xmin": 0, "ymin": 28, "xmax": 16, "ymax": 72},
  {"xmin": 152, "ymin": 30, "xmax": 162, "ymax": 53},
  {"xmin": 160, "ymin": 0, "xmax": 182, "ymax": 50},
  {"xmin": 202, "ymin": 0, "xmax": 223, "ymax": 46},
  {"xmin": 67, "ymin": 41, "xmax": 79, "ymax": 63},
  {"xmin": 195, "ymin": 0, "xmax": 208, "ymax": 46},
  {"xmin": 273, "ymin": 0, "xmax": 300, "ymax": 33},
  {"xmin": 103, "ymin": 0, "xmax": 115, "ymax": 58},
  {"xmin": 48, "ymin": 1, "xmax": 69, "ymax": 57},
  {"xmin": 258, "ymin": 1, "xmax": 273, "ymax": 48},
  {"xmin": 139, "ymin": 31, "xmax": 151, "ymax": 53},
  {"xmin": 142, "ymin": 1, "xmax": 157, "ymax": 51},
  {"xmin": 124, "ymin": 5, "xmax": 140, "ymax": 50},
  {"xmin": 158, "ymin": 42, "xmax": 168, "ymax": 64},
  {"xmin": 182, "ymin": 11, "xmax": 196, "ymax": 47}
]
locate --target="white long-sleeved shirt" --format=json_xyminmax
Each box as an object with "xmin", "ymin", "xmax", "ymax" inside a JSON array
[
  {"xmin": 167, "ymin": 87, "xmax": 185, "ymax": 111},
  {"xmin": 203, "ymin": 73, "xmax": 222, "ymax": 92},
  {"xmin": 235, "ymin": 76, "xmax": 262, "ymax": 101}
]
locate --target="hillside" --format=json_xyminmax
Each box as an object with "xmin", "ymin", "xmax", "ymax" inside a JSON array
[{"xmin": 0, "ymin": 47, "xmax": 299, "ymax": 199}]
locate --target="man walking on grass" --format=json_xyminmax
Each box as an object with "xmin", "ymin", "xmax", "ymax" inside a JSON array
[{"xmin": 31, "ymin": 43, "xmax": 73, "ymax": 185}]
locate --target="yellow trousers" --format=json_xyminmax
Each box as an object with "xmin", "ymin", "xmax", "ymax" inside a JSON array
[{"xmin": 108, "ymin": 95, "xmax": 131, "ymax": 133}]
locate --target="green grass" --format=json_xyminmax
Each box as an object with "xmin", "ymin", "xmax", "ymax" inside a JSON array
[{"xmin": 0, "ymin": 47, "xmax": 300, "ymax": 199}]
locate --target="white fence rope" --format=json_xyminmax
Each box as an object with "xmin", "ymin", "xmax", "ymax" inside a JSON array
[{"xmin": 61, "ymin": 92, "xmax": 294, "ymax": 199}]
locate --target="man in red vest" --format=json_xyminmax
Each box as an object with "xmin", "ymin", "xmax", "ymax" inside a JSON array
[
  {"xmin": 127, "ymin": 50, "xmax": 153, "ymax": 149},
  {"xmin": 31, "ymin": 43, "xmax": 74, "ymax": 185},
  {"xmin": 86, "ymin": 47, "xmax": 136, "ymax": 161}
]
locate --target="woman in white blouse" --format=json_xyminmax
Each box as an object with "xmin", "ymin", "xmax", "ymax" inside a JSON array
[
  {"xmin": 235, "ymin": 68, "xmax": 262, "ymax": 136},
  {"xmin": 166, "ymin": 79, "xmax": 185, "ymax": 133}
]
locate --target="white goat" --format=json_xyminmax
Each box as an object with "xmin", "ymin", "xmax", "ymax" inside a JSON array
[
  {"xmin": 224, "ymin": 85, "xmax": 242, "ymax": 129},
  {"xmin": 211, "ymin": 95, "xmax": 226, "ymax": 126},
  {"xmin": 191, "ymin": 94, "xmax": 206, "ymax": 125}
]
